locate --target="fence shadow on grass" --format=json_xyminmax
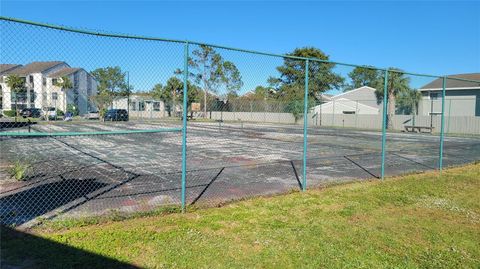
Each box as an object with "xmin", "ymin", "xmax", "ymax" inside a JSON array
[{"xmin": 1, "ymin": 225, "xmax": 140, "ymax": 269}]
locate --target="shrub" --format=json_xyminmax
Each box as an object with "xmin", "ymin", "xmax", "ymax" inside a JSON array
[
  {"xmin": 3, "ymin": 110, "xmax": 17, "ymax": 117},
  {"xmin": 66, "ymin": 104, "xmax": 79, "ymax": 116},
  {"xmin": 9, "ymin": 160, "xmax": 31, "ymax": 181},
  {"xmin": 100, "ymin": 108, "xmax": 108, "ymax": 117},
  {"xmin": 285, "ymin": 99, "xmax": 316, "ymax": 123},
  {"xmin": 285, "ymin": 100, "xmax": 304, "ymax": 123},
  {"xmin": 56, "ymin": 109, "xmax": 65, "ymax": 116}
]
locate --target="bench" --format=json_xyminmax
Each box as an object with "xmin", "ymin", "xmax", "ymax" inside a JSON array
[{"xmin": 404, "ymin": 125, "xmax": 434, "ymax": 133}]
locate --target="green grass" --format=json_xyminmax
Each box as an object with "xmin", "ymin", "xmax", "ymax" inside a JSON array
[
  {"xmin": 2, "ymin": 164, "xmax": 479, "ymax": 268},
  {"xmin": 8, "ymin": 159, "xmax": 31, "ymax": 181}
]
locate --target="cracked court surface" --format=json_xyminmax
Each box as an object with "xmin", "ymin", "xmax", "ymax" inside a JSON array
[{"xmin": 1, "ymin": 120, "xmax": 479, "ymax": 226}]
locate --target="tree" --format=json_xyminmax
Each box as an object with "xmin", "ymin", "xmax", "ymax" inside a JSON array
[
  {"xmin": 54, "ymin": 76, "xmax": 73, "ymax": 91},
  {"xmin": 153, "ymin": 77, "xmax": 184, "ymax": 116},
  {"xmin": 396, "ymin": 89, "xmax": 422, "ymax": 125},
  {"xmin": 180, "ymin": 45, "xmax": 243, "ymax": 117},
  {"xmin": 53, "ymin": 76, "xmax": 73, "ymax": 113},
  {"xmin": 89, "ymin": 91, "xmax": 112, "ymax": 117},
  {"xmin": 222, "ymin": 61, "xmax": 243, "ymax": 94},
  {"xmin": 150, "ymin": 83, "xmax": 167, "ymax": 100},
  {"xmin": 250, "ymin": 86, "xmax": 274, "ymax": 101},
  {"xmin": 374, "ymin": 68, "xmax": 411, "ymax": 129},
  {"xmin": 164, "ymin": 77, "xmax": 184, "ymax": 108},
  {"xmin": 182, "ymin": 83, "xmax": 200, "ymax": 110},
  {"xmin": 345, "ymin": 66, "xmax": 380, "ymax": 91},
  {"xmin": 150, "ymin": 83, "xmax": 171, "ymax": 116},
  {"xmin": 91, "ymin": 67, "xmax": 128, "ymax": 108},
  {"xmin": 269, "ymin": 47, "xmax": 344, "ymax": 120},
  {"xmin": 270, "ymin": 47, "xmax": 344, "ymax": 100},
  {"xmin": 5, "ymin": 74, "xmax": 26, "ymax": 120},
  {"xmin": 150, "ymin": 77, "xmax": 200, "ymax": 117}
]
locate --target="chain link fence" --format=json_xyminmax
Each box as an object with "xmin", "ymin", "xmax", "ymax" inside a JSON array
[{"xmin": 1, "ymin": 17, "xmax": 479, "ymax": 226}]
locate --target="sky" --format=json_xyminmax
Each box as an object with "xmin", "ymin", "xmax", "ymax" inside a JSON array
[{"xmin": 1, "ymin": 0, "xmax": 479, "ymax": 95}]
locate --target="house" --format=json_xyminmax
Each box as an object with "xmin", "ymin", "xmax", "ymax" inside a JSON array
[
  {"xmin": 112, "ymin": 94, "xmax": 167, "ymax": 118},
  {"xmin": 0, "ymin": 61, "xmax": 98, "ymax": 115},
  {"xmin": 312, "ymin": 86, "xmax": 381, "ymax": 115},
  {"xmin": 418, "ymin": 73, "xmax": 480, "ymax": 117}
]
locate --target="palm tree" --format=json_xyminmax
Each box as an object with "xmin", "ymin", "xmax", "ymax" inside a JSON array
[
  {"xmin": 5, "ymin": 74, "xmax": 26, "ymax": 121},
  {"xmin": 375, "ymin": 68, "xmax": 411, "ymax": 129},
  {"xmin": 53, "ymin": 76, "xmax": 73, "ymax": 113},
  {"xmin": 407, "ymin": 90, "xmax": 422, "ymax": 126}
]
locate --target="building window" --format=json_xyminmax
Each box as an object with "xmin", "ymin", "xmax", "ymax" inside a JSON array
[
  {"xmin": 131, "ymin": 101, "xmax": 137, "ymax": 111},
  {"xmin": 12, "ymin": 92, "xmax": 27, "ymax": 103},
  {"xmin": 139, "ymin": 101, "xmax": 145, "ymax": 111},
  {"xmin": 429, "ymin": 92, "xmax": 439, "ymax": 100},
  {"xmin": 52, "ymin": 92, "xmax": 58, "ymax": 100},
  {"xmin": 52, "ymin": 78, "xmax": 58, "ymax": 85},
  {"xmin": 29, "ymin": 75, "xmax": 34, "ymax": 87},
  {"xmin": 87, "ymin": 76, "xmax": 92, "ymax": 93},
  {"xmin": 153, "ymin": 102, "xmax": 160, "ymax": 111},
  {"xmin": 73, "ymin": 89, "xmax": 79, "ymax": 107},
  {"xmin": 342, "ymin": 111, "xmax": 355, "ymax": 114},
  {"xmin": 74, "ymin": 73, "xmax": 79, "ymax": 88},
  {"xmin": 43, "ymin": 77, "xmax": 46, "ymax": 86}
]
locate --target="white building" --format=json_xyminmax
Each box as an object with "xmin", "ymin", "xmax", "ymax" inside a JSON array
[
  {"xmin": 312, "ymin": 86, "xmax": 381, "ymax": 115},
  {"xmin": 0, "ymin": 61, "xmax": 98, "ymax": 115},
  {"xmin": 112, "ymin": 94, "xmax": 168, "ymax": 118}
]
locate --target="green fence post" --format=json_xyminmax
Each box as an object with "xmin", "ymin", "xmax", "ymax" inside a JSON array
[
  {"xmin": 381, "ymin": 69, "xmax": 389, "ymax": 180},
  {"xmin": 181, "ymin": 41, "xmax": 189, "ymax": 212},
  {"xmin": 447, "ymin": 99, "xmax": 451, "ymax": 134},
  {"xmin": 302, "ymin": 59, "xmax": 309, "ymax": 191},
  {"xmin": 438, "ymin": 76, "xmax": 447, "ymax": 172}
]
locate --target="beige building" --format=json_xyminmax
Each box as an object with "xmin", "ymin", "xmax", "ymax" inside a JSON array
[
  {"xmin": 418, "ymin": 73, "xmax": 480, "ymax": 117},
  {"xmin": 112, "ymin": 94, "xmax": 169, "ymax": 118}
]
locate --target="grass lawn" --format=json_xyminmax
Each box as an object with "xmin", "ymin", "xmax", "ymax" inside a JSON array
[{"xmin": 2, "ymin": 164, "xmax": 479, "ymax": 268}]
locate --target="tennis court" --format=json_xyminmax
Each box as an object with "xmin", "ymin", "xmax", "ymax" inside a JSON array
[
  {"xmin": 1, "ymin": 120, "xmax": 479, "ymax": 226},
  {"xmin": 1, "ymin": 17, "xmax": 480, "ymax": 227}
]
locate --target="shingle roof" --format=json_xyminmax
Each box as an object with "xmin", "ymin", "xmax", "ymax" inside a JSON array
[
  {"xmin": 420, "ymin": 73, "xmax": 480, "ymax": 90},
  {"xmin": 0, "ymin": 64, "xmax": 22, "ymax": 75},
  {"xmin": 48, "ymin": 68, "xmax": 81, "ymax": 78},
  {"xmin": 6, "ymin": 61, "xmax": 66, "ymax": 76}
]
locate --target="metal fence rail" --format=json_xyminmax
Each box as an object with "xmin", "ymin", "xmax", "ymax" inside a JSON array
[{"xmin": 1, "ymin": 16, "xmax": 479, "ymax": 226}]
